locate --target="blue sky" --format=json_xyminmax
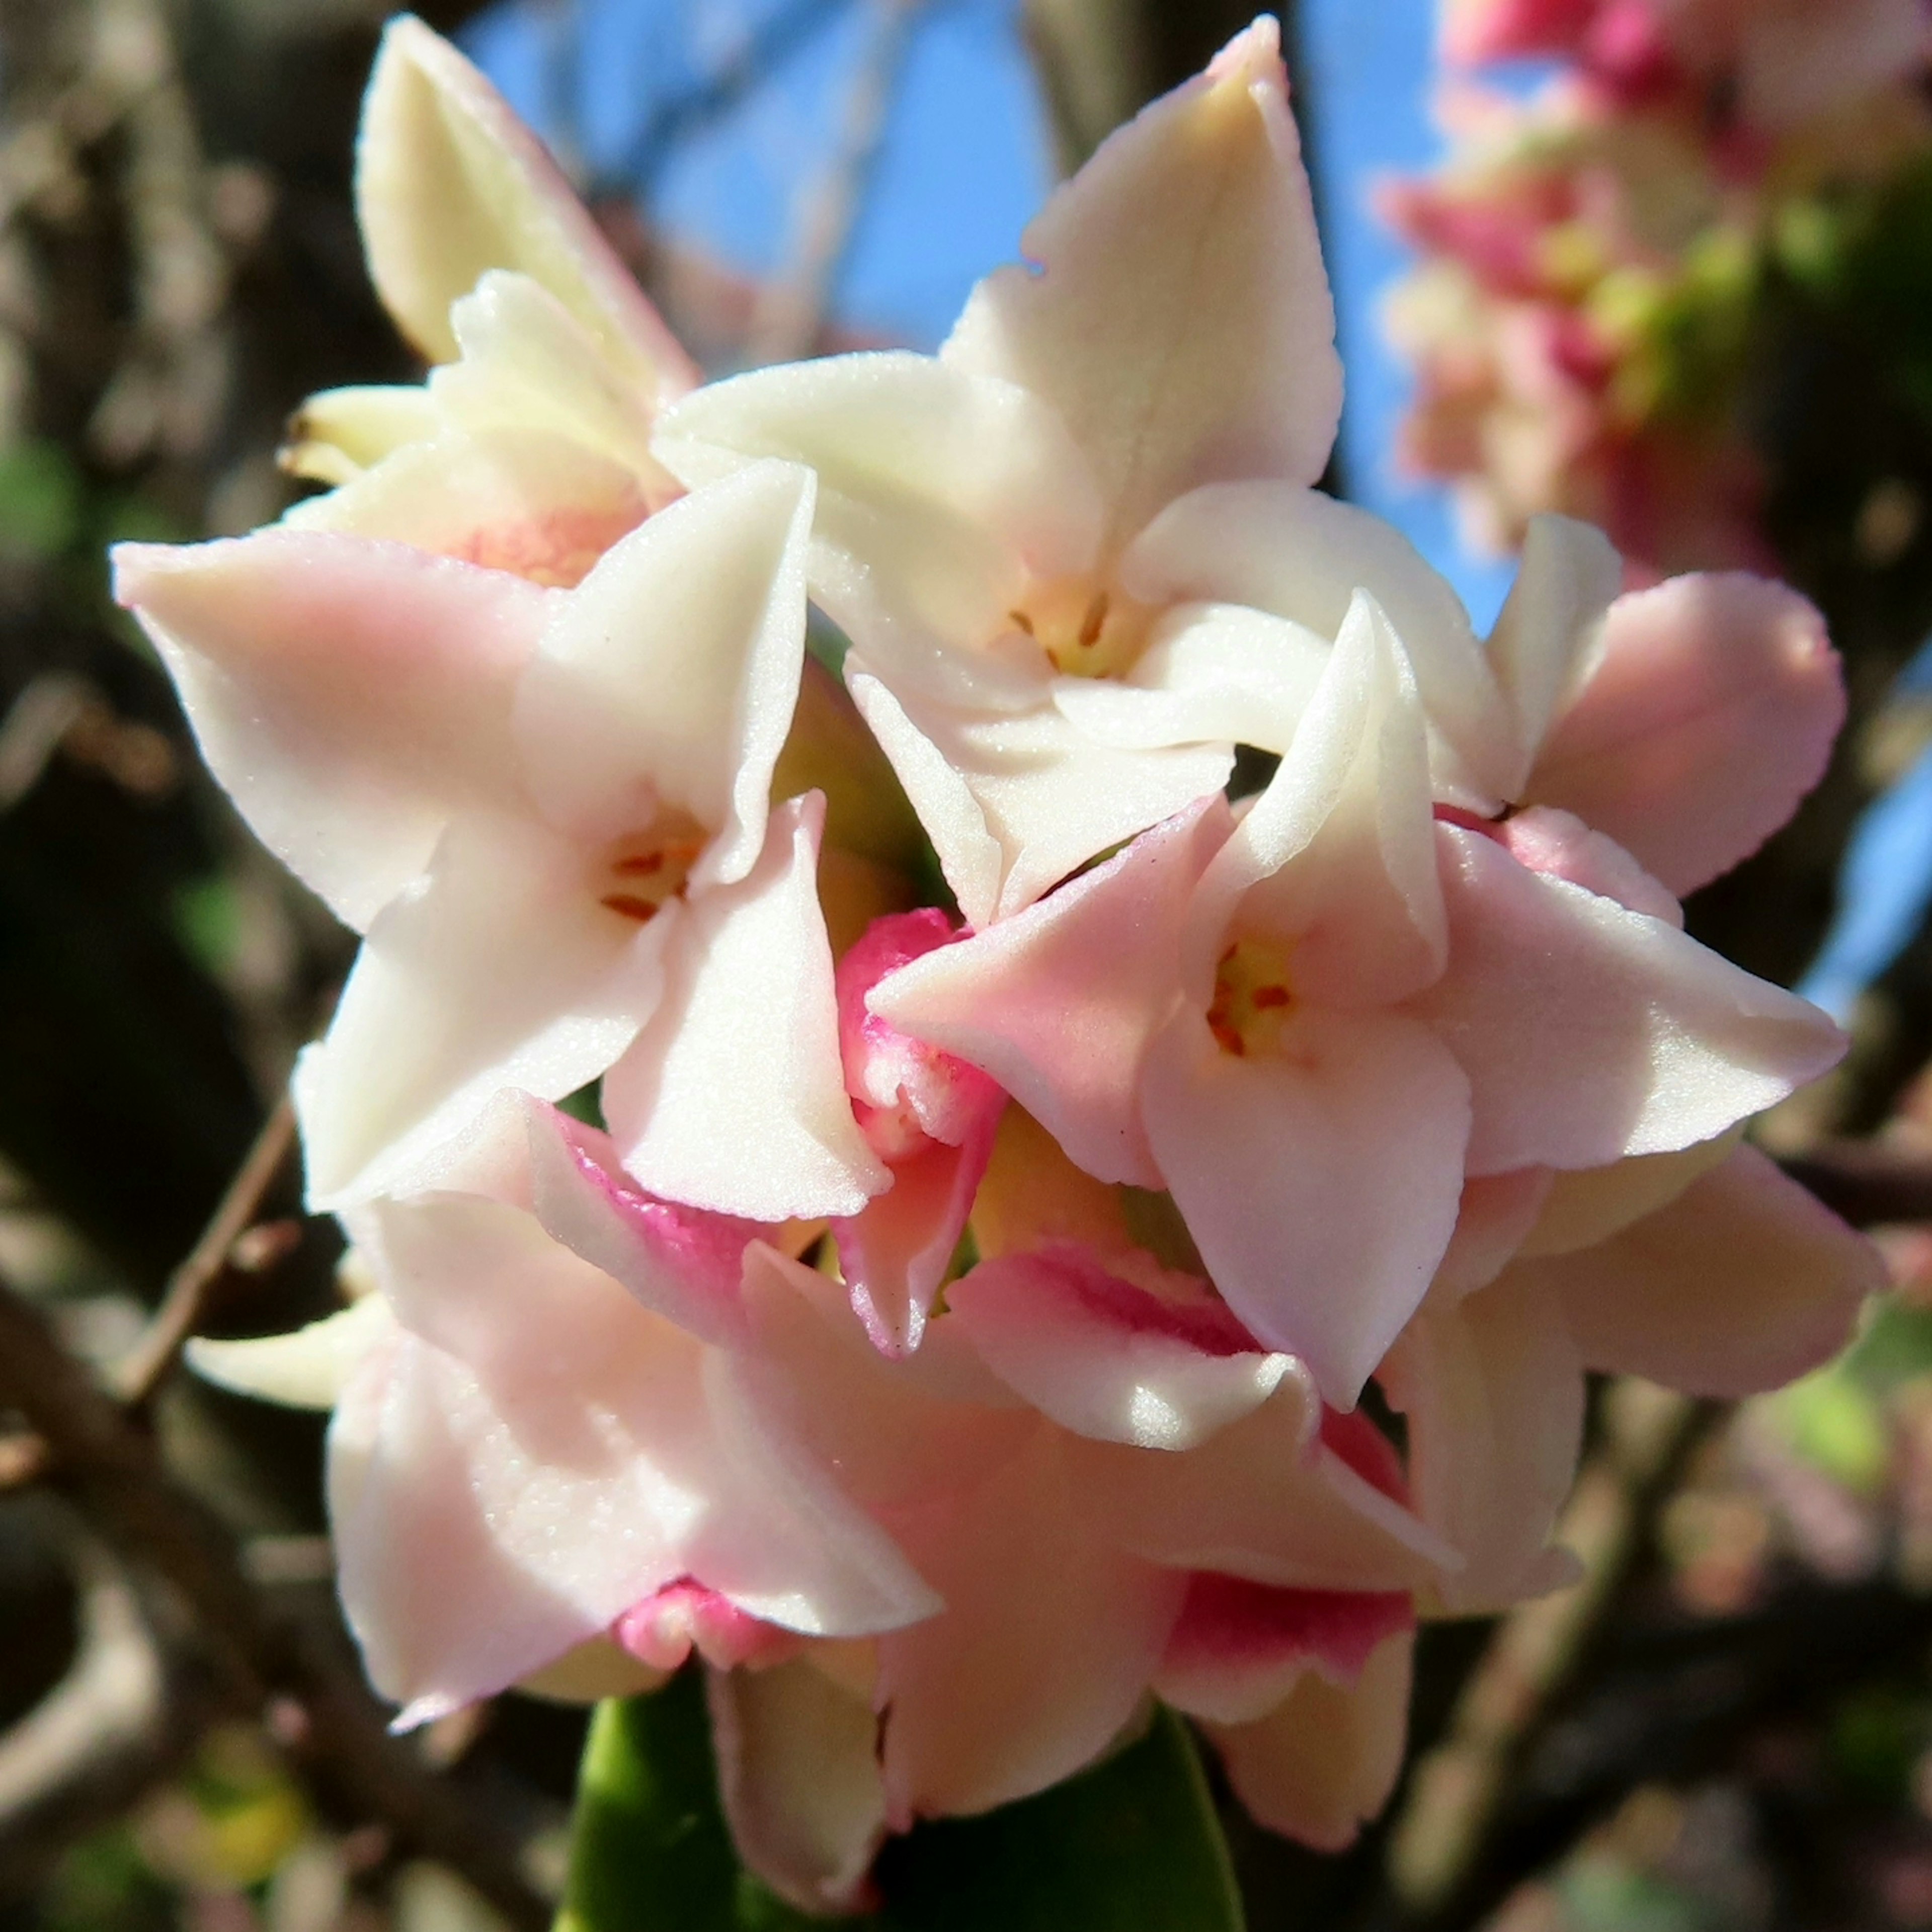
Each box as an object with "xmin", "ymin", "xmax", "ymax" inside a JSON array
[{"xmin": 464, "ymin": 0, "xmax": 1515, "ymax": 624}]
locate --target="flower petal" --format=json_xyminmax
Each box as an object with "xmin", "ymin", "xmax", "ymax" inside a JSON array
[
  {"xmin": 112, "ymin": 531, "xmax": 553, "ymax": 931},
  {"xmin": 604, "ymin": 796, "xmax": 892, "ymax": 1222},
  {"xmin": 281, "ymin": 426, "xmax": 649, "ymax": 589},
  {"xmin": 1528, "ymin": 574, "xmax": 1845, "ymax": 895},
  {"xmin": 520, "ymin": 1100, "xmax": 761, "ymax": 1347},
  {"xmin": 948, "ymin": 1242, "xmax": 1294, "ymax": 1451},
  {"xmin": 1122, "ymin": 480, "xmax": 1510, "ymax": 797},
  {"xmin": 1141, "ymin": 1006, "xmax": 1471, "ymax": 1408},
  {"xmin": 514, "ymin": 461, "xmax": 815, "ymax": 882},
  {"xmin": 1415, "ymin": 826, "xmax": 1847, "ymax": 1175},
  {"xmin": 1516, "ymin": 1131, "xmax": 1743, "ymax": 1260},
  {"xmin": 848, "ymin": 663, "xmax": 1233, "ymax": 926},
  {"xmin": 355, "ymin": 17, "xmax": 697, "ymax": 394},
  {"xmin": 1050, "ymin": 603, "xmax": 1329, "ymax": 753},
  {"xmin": 835, "ymin": 1129, "xmax": 996, "ymax": 1356},
  {"xmin": 1157, "ymin": 1577, "xmax": 1415, "ymax": 1725},
  {"xmin": 186, "ymin": 1296, "xmax": 397, "ymax": 1412},
  {"xmin": 1067, "ymin": 1385, "xmax": 1456, "ymax": 1593},
  {"xmin": 943, "ymin": 21, "xmax": 1340, "ymax": 546},
  {"xmin": 336, "ymin": 1192, "xmax": 937, "ymax": 1721},
  {"xmin": 295, "ymin": 810, "xmax": 667, "ymax": 1208},
  {"xmin": 1204, "ymin": 1631, "xmax": 1414, "ymax": 1851},
  {"xmin": 1517, "ymin": 1145, "xmax": 1881, "ymax": 1397},
  {"xmin": 656, "ymin": 354, "xmax": 1102, "ymax": 681},
  {"xmin": 1484, "ymin": 512, "xmax": 1624, "ymax": 796},
  {"xmin": 1203, "ymin": 590, "xmax": 1447, "ymax": 1009},
  {"xmin": 874, "ymin": 1436, "xmax": 1187, "ymax": 1823},
  {"xmin": 1380, "ymin": 1282, "xmax": 1585, "ymax": 1613},
  {"xmin": 869, "ymin": 797, "xmax": 1232, "ymax": 1187},
  {"xmin": 707, "ymin": 1659, "xmax": 888, "ymax": 1916}
]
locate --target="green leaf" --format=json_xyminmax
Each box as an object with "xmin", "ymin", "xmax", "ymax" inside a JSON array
[
  {"xmin": 556, "ymin": 1673, "xmax": 1245, "ymax": 1932},
  {"xmin": 875, "ymin": 1707, "xmax": 1245, "ymax": 1932}
]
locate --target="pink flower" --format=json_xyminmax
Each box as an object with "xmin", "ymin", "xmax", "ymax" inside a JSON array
[
  {"xmin": 831, "ymin": 911, "xmax": 1006, "ymax": 1353},
  {"xmin": 870, "ymin": 600, "xmax": 1842, "ymax": 1403}
]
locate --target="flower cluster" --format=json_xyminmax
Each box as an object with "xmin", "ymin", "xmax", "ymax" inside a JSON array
[
  {"xmin": 121, "ymin": 15, "xmax": 1880, "ymax": 1914},
  {"xmin": 1387, "ymin": 0, "xmax": 1932, "ymax": 572}
]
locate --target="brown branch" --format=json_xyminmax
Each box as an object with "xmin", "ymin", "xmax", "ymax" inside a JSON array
[
  {"xmin": 0, "ymin": 1276, "xmax": 549, "ymax": 1931},
  {"xmin": 1385, "ymin": 1385, "xmax": 1724, "ymax": 1930},
  {"xmin": 1778, "ymin": 1137, "xmax": 1932, "ymax": 1229},
  {"xmin": 113, "ymin": 1090, "xmax": 297, "ymax": 1407}
]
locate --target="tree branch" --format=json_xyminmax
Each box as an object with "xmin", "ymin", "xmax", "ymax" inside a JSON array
[{"xmin": 0, "ymin": 1277, "xmax": 550, "ymax": 1931}]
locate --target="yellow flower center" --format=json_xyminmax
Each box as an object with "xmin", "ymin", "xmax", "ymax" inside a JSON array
[
  {"xmin": 1008, "ymin": 575, "xmax": 1156, "ymax": 681},
  {"xmin": 1205, "ymin": 938, "xmax": 1297, "ymax": 1059},
  {"xmin": 596, "ymin": 807, "xmax": 709, "ymax": 924}
]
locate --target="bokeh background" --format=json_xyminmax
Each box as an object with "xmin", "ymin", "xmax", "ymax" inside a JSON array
[{"xmin": 10, "ymin": 1, "xmax": 1932, "ymax": 1927}]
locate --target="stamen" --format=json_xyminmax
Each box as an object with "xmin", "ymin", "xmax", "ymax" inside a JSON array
[
  {"xmin": 1077, "ymin": 592, "xmax": 1109, "ymax": 648},
  {"xmin": 601, "ymin": 893, "xmax": 661, "ymax": 924},
  {"xmin": 1009, "ymin": 609, "xmax": 1036, "ymax": 636}
]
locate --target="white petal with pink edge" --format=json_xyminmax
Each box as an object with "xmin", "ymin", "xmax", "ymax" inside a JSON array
[
  {"xmin": 1415, "ymin": 825, "xmax": 1847, "ymax": 1175},
  {"xmin": 112, "ymin": 531, "xmax": 554, "ymax": 931},
  {"xmin": 1526, "ymin": 574, "xmax": 1844, "ymax": 895}
]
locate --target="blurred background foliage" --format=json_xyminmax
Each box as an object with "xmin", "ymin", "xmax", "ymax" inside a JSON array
[{"xmin": 13, "ymin": 1, "xmax": 1932, "ymax": 1929}]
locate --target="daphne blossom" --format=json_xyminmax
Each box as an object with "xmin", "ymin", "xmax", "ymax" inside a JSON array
[
  {"xmin": 153, "ymin": 7, "xmax": 1882, "ymax": 1914},
  {"xmin": 117, "ymin": 463, "xmax": 887, "ymax": 1218}
]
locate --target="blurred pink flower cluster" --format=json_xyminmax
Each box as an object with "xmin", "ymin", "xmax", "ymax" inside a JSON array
[
  {"xmin": 1388, "ymin": 0, "xmax": 1932, "ymax": 574},
  {"xmin": 117, "ymin": 14, "xmax": 1881, "ymax": 1911}
]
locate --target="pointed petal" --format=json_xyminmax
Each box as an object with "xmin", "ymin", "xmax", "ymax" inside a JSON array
[
  {"xmin": 1157, "ymin": 1577, "xmax": 1415, "ymax": 1725},
  {"xmin": 1067, "ymin": 1385, "xmax": 1456, "ymax": 1593},
  {"xmin": 869, "ymin": 797, "xmax": 1232, "ymax": 1187},
  {"xmin": 835, "ymin": 1128, "xmax": 995, "ymax": 1356},
  {"xmin": 1380, "ymin": 1283, "xmax": 1586, "ymax": 1614},
  {"xmin": 874, "ymin": 1437, "xmax": 1187, "ymax": 1822},
  {"xmin": 284, "ymin": 383, "xmax": 440, "ymax": 482},
  {"xmin": 355, "ymin": 17, "xmax": 697, "ymax": 393},
  {"xmin": 186, "ymin": 1296, "xmax": 397, "ymax": 1412},
  {"xmin": 521, "ymin": 1099, "xmax": 760, "ymax": 1347},
  {"xmin": 848, "ymin": 664, "xmax": 1233, "ymax": 926},
  {"xmin": 654, "ymin": 352, "xmax": 1101, "ymax": 662},
  {"xmin": 1122, "ymin": 480, "xmax": 1510, "ymax": 797},
  {"xmin": 1517, "ymin": 1132, "xmax": 1742, "ymax": 1260},
  {"xmin": 338, "ymin": 1192, "xmax": 937, "ymax": 1720},
  {"xmin": 1431, "ymin": 1168, "xmax": 1555, "ymax": 1305},
  {"xmin": 431, "ymin": 269, "xmax": 668, "ymax": 485},
  {"xmin": 1519, "ymin": 1145, "xmax": 1881, "ymax": 1397},
  {"xmin": 514, "ymin": 461, "xmax": 815, "ymax": 880},
  {"xmin": 708, "ymin": 1660, "xmax": 887, "ymax": 1915},
  {"xmin": 113, "ymin": 531, "xmax": 553, "ymax": 930},
  {"xmin": 1484, "ymin": 513, "xmax": 1624, "ymax": 796},
  {"xmin": 947, "ymin": 1242, "xmax": 1294, "ymax": 1451},
  {"xmin": 944, "ymin": 21, "xmax": 1340, "ymax": 545},
  {"xmin": 736, "ymin": 1243, "xmax": 1031, "ymax": 1516},
  {"xmin": 1205, "ymin": 1632, "xmax": 1414, "ymax": 1850},
  {"xmin": 1415, "ymin": 826, "xmax": 1847, "ymax": 1175},
  {"xmin": 1204, "ymin": 591, "xmax": 1447, "ymax": 1008},
  {"xmin": 1142, "ymin": 1007, "xmax": 1471, "ymax": 1408},
  {"xmin": 1528, "ymin": 574, "xmax": 1845, "ymax": 895},
  {"xmin": 295, "ymin": 810, "xmax": 666, "ymax": 1208},
  {"xmin": 605, "ymin": 796, "xmax": 892, "ymax": 1222}
]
